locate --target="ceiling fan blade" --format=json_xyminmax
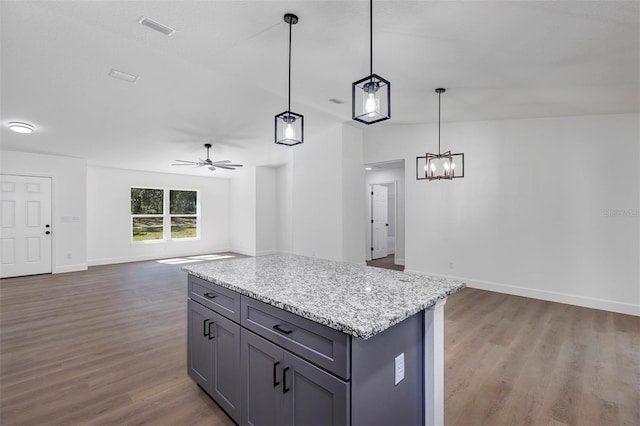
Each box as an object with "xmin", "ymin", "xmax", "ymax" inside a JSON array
[
  {"xmin": 173, "ymin": 159, "xmax": 199, "ymax": 164},
  {"xmin": 208, "ymin": 166, "xmax": 216, "ymax": 171},
  {"xmin": 210, "ymin": 160, "xmax": 231, "ymax": 165},
  {"xmin": 213, "ymin": 165, "xmax": 239, "ymax": 170},
  {"xmin": 223, "ymin": 164, "xmax": 243, "ymax": 168}
]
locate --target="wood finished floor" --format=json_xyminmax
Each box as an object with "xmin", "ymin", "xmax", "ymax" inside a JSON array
[
  {"xmin": 1, "ymin": 257, "xmax": 638, "ymax": 425},
  {"xmin": 366, "ymin": 254, "xmax": 404, "ymax": 271}
]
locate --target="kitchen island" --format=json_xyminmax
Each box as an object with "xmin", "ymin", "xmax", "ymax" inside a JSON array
[{"xmin": 184, "ymin": 254, "xmax": 465, "ymax": 426}]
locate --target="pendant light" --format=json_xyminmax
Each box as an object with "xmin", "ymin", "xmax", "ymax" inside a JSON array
[
  {"xmin": 275, "ymin": 13, "xmax": 303, "ymax": 146},
  {"xmin": 352, "ymin": 0, "xmax": 390, "ymax": 125},
  {"xmin": 416, "ymin": 88, "xmax": 465, "ymax": 181}
]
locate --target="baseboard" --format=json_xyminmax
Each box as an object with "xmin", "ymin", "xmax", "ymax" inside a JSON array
[
  {"xmin": 256, "ymin": 250, "xmax": 279, "ymax": 256},
  {"xmin": 54, "ymin": 263, "xmax": 88, "ymax": 274},
  {"xmin": 404, "ymin": 270, "xmax": 639, "ymax": 316},
  {"xmin": 88, "ymin": 247, "xmax": 234, "ymax": 266},
  {"xmin": 228, "ymin": 248, "xmax": 256, "ymax": 257}
]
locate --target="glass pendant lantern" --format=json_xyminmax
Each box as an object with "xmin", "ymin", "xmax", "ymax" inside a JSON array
[
  {"xmin": 352, "ymin": 0, "xmax": 390, "ymax": 125},
  {"xmin": 275, "ymin": 13, "xmax": 304, "ymax": 146}
]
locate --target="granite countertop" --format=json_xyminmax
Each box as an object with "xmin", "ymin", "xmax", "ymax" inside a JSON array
[{"xmin": 183, "ymin": 254, "xmax": 465, "ymax": 339}]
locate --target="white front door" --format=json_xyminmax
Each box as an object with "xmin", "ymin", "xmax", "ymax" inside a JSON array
[
  {"xmin": 0, "ymin": 175, "xmax": 52, "ymax": 278},
  {"xmin": 371, "ymin": 184, "xmax": 388, "ymax": 260}
]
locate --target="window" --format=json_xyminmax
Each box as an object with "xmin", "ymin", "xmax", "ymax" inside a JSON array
[
  {"xmin": 131, "ymin": 188, "xmax": 198, "ymax": 242},
  {"xmin": 170, "ymin": 190, "xmax": 197, "ymax": 239}
]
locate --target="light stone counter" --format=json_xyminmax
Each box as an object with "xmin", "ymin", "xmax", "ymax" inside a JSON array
[{"xmin": 183, "ymin": 253, "xmax": 465, "ymax": 339}]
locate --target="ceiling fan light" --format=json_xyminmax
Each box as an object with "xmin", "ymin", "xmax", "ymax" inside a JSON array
[
  {"xmin": 172, "ymin": 143, "xmax": 243, "ymax": 171},
  {"xmin": 8, "ymin": 121, "xmax": 34, "ymax": 133}
]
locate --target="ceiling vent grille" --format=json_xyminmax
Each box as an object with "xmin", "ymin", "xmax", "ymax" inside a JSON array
[
  {"xmin": 137, "ymin": 16, "xmax": 176, "ymax": 36},
  {"xmin": 109, "ymin": 69, "xmax": 138, "ymax": 83}
]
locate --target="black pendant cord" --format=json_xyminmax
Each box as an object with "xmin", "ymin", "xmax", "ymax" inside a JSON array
[
  {"xmin": 288, "ymin": 19, "xmax": 292, "ymax": 113},
  {"xmin": 369, "ymin": 0, "xmax": 373, "ymax": 77},
  {"xmin": 438, "ymin": 90, "xmax": 441, "ymax": 155}
]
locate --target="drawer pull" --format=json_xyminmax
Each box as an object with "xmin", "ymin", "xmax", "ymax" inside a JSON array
[
  {"xmin": 203, "ymin": 292, "xmax": 217, "ymax": 299},
  {"xmin": 273, "ymin": 361, "xmax": 280, "ymax": 387},
  {"xmin": 283, "ymin": 367, "xmax": 290, "ymax": 394},
  {"xmin": 273, "ymin": 324, "xmax": 293, "ymax": 335}
]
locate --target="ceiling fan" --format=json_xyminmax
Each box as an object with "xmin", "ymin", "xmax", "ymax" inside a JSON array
[{"xmin": 172, "ymin": 143, "xmax": 243, "ymax": 171}]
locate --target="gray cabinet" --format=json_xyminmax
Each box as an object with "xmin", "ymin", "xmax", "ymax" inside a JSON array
[
  {"xmin": 188, "ymin": 274, "xmax": 423, "ymax": 426},
  {"xmin": 188, "ymin": 299, "xmax": 241, "ymax": 423},
  {"xmin": 241, "ymin": 329, "xmax": 349, "ymax": 426}
]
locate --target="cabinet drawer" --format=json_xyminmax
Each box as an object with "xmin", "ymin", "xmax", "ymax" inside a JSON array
[
  {"xmin": 188, "ymin": 275, "xmax": 240, "ymax": 323},
  {"xmin": 241, "ymin": 297, "xmax": 350, "ymax": 380}
]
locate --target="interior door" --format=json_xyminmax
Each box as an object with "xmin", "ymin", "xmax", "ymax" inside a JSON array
[
  {"xmin": 0, "ymin": 175, "xmax": 52, "ymax": 278},
  {"xmin": 371, "ymin": 184, "xmax": 388, "ymax": 260}
]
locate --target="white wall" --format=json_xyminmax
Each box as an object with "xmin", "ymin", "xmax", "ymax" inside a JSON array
[
  {"xmin": 229, "ymin": 166, "xmax": 257, "ymax": 256},
  {"xmin": 341, "ymin": 124, "xmax": 366, "ymax": 265},
  {"xmin": 275, "ymin": 162, "xmax": 293, "ymax": 253},
  {"xmin": 256, "ymin": 166, "xmax": 277, "ymax": 256},
  {"xmin": 364, "ymin": 114, "xmax": 639, "ymax": 315},
  {"xmin": 292, "ymin": 124, "xmax": 344, "ymax": 261},
  {"xmin": 365, "ymin": 166, "xmax": 405, "ymax": 264},
  {"xmin": 86, "ymin": 165, "xmax": 230, "ymax": 265},
  {"xmin": 1, "ymin": 150, "xmax": 87, "ymax": 273}
]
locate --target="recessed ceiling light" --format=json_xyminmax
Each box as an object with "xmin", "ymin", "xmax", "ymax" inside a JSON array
[
  {"xmin": 8, "ymin": 122, "xmax": 34, "ymax": 133},
  {"xmin": 329, "ymin": 98, "xmax": 345, "ymax": 104},
  {"xmin": 137, "ymin": 16, "xmax": 176, "ymax": 36},
  {"xmin": 365, "ymin": 167, "xmax": 372, "ymax": 171},
  {"xmin": 109, "ymin": 69, "xmax": 138, "ymax": 83}
]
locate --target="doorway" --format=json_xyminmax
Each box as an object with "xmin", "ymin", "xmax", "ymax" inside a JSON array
[
  {"xmin": 0, "ymin": 175, "xmax": 52, "ymax": 278},
  {"xmin": 364, "ymin": 160, "xmax": 405, "ymax": 270}
]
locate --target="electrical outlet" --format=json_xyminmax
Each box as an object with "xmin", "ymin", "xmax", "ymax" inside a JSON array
[{"xmin": 394, "ymin": 353, "xmax": 405, "ymax": 385}]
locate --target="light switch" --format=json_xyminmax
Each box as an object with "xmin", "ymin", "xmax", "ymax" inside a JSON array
[{"xmin": 394, "ymin": 353, "xmax": 405, "ymax": 385}]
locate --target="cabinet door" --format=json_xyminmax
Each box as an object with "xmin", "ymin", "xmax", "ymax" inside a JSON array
[
  {"xmin": 241, "ymin": 329, "xmax": 284, "ymax": 426},
  {"xmin": 210, "ymin": 310, "xmax": 241, "ymax": 423},
  {"xmin": 187, "ymin": 299, "xmax": 213, "ymax": 392},
  {"xmin": 282, "ymin": 352, "xmax": 350, "ymax": 426}
]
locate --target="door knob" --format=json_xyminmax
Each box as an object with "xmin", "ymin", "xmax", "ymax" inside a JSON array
[
  {"xmin": 45, "ymin": 231, "xmax": 51, "ymax": 235},
  {"xmin": 45, "ymin": 224, "xmax": 50, "ymax": 228}
]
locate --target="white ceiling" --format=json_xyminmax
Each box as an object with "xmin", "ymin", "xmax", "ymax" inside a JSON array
[{"xmin": 1, "ymin": 1, "xmax": 638, "ymax": 176}]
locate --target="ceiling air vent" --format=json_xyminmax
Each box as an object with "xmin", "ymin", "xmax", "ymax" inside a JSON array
[
  {"xmin": 137, "ymin": 16, "xmax": 176, "ymax": 36},
  {"xmin": 109, "ymin": 69, "xmax": 138, "ymax": 83}
]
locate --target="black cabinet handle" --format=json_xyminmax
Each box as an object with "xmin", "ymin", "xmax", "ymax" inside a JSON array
[
  {"xmin": 207, "ymin": 321, "xmax": 215, "ymax": 340},
  {"xmin": 273, "ymin": 362, "xmax": 280, "ymax": 387},
  {"xmin": 283, "ymin": 367, "xmax": 290, "ymax": 394},
  {"xmin": 45, "ymin": 231, "xmax": 51, "ymax": 235},
  {"xmin": 203, "ymin": 292, "xmax": 217, "ymax": 299},
  {"xmin": 273, "ymin": 324, "xmax": 293, "ymax": 335},
  {"xmin": 203, "ymin": 319, "xmax": 210, "ymax": 338}
]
